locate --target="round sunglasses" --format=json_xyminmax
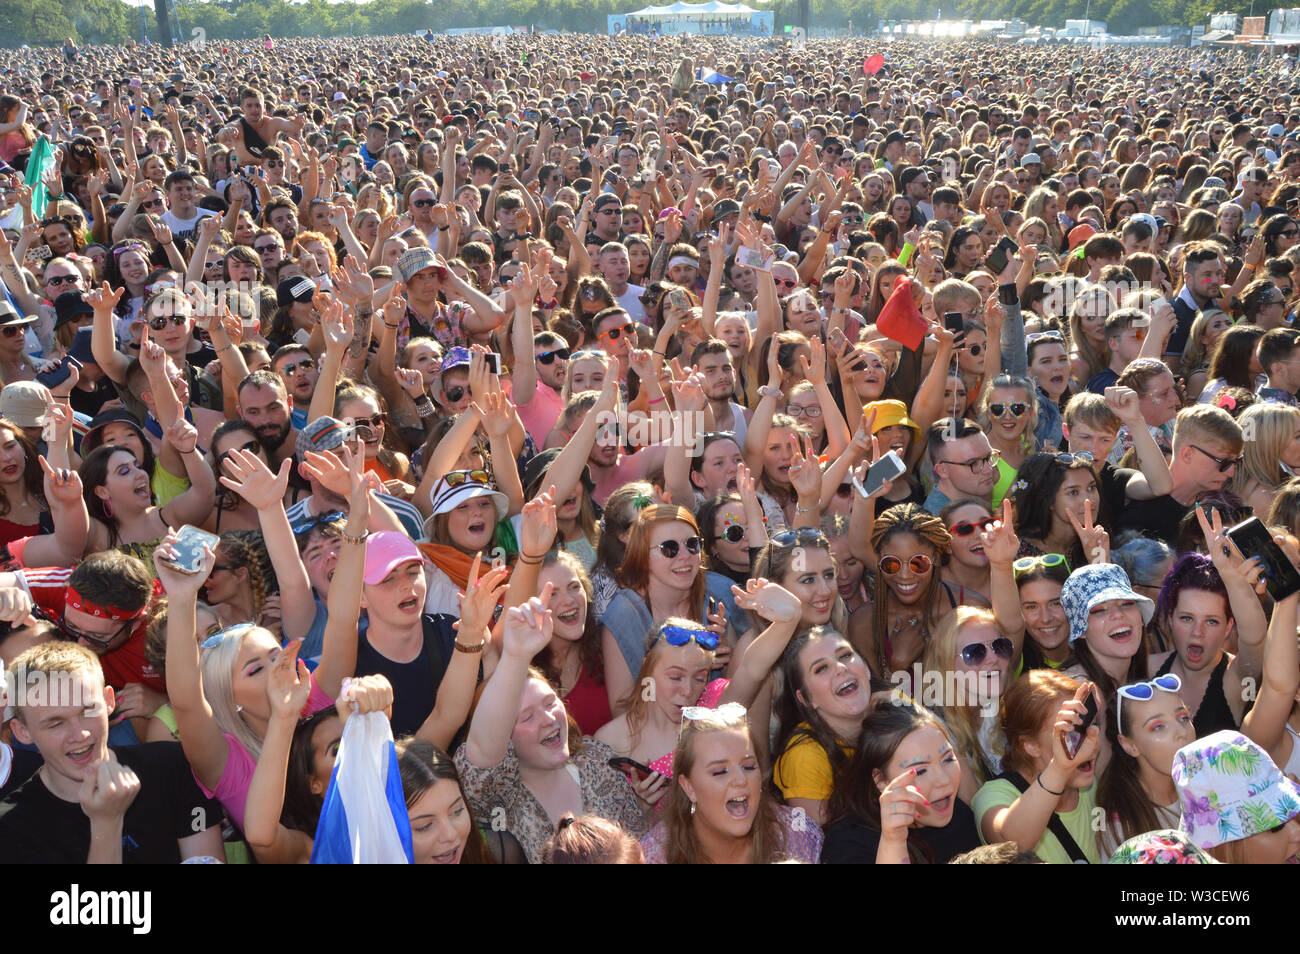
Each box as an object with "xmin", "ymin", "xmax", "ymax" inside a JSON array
[
  {"xmin": 654, "ymin": 536, "xmax": 702, "ymax": 558},
  {"xmin": 879, "ymin": 554, "xmax": 933, "ymax": 576}
]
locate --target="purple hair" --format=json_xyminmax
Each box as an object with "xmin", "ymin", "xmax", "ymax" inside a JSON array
[{"xmin": 1154, "ymin": 552, "xmax": 1228, "ymax": 624}]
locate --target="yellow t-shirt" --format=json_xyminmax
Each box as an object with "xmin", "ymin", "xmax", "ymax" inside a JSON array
[
  {"xmin": 774, "ymin": 725, "xmax": 852, "ymax": 802},
  {"xmin": 152, "ymin": 463, "xmax": 190, "ymax": 509},
  {"xmin": 971, "ymin": 777, "xmax": 1101, "ymax": 864}
]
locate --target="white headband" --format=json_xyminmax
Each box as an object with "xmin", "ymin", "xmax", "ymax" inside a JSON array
[{"xmin": 668, "ymin": 256, "xmax": 697, "ymax": 270}]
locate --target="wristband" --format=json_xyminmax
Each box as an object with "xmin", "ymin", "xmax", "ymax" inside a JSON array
[
  {"xmin": 758, "ymin": 385, "xmax": 783, "ymax": 400},
  {"xmin": 648, "ymin": 395, "xmax": 666, "ymax": 405},
  {"xmin": 1241, "ymin": 262, "xmax": 1257, "ymax": 272},
  {"xmin": 796, "ymin": 503, "xmax": 817, "ymax": 514},
  {"xmin": 454, "ymin": 638, "xmax": 486, "ymax": 654},
  {"xmin": 898, "ymin": 241, "xmax": 916, "ymax": 267},
  {"xmin": 340, "ymin": 528, "xmax": 369, "ymax": 545},
  {"xmin": 1036, "ymin": 771, "xmax": 1065, "ymax": 796}
]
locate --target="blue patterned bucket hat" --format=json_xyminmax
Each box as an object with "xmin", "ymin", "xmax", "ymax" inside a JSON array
[
  {"xmin": 1059, "ymin": 562, "xmax": 1154, "ymax": 644},
  {"xmin": 1173, "ymin": 731, "xmax": 1300, "ymax": 851}
]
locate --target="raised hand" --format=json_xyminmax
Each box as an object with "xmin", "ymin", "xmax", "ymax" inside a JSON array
[
  {"xmin": 877, "ymin": 767, "xmax": 930, "ymax": 846},
  {"xmin": 267, "ymin": 639, "xmax": 312, "ymax": 719},
  {"xmin": 978, "ymin": 497, "xmax": 1021, "ymax": 568},
  {"xmin": 470, "ymin": 389, "xmax": 515, "ymax": 439},
  {"xmin": 165, "ymin": 417, "xmax": 199, "ymax": 456},
  {"xmin": 301, "ymin": 449, "xmax": 349, "ymax": 498},
  {"xmin": 730, "ymin": 577, "xmax": 801, "ymax": 624},
  {"xmin": 788, "ymin": 432, "xmax": 823, "ymax": 501},
  {"xmin": 148, "ymin": 215, "xmax": 173, "ymax": 246},
  {"xmin": 85, "ymin": 282, "xmax": 124, "ymax": 314},
  {"xmin": 798, "ymin": 335, "xmax": 828, "ymax": 386},
  {"xmin": 39, "ymin": 455, "xmax": 82, "ymax": 508},
  {"xmin": 395, "ymin": 366, "xmax": 427, "ymax": 399},
  {"xmin": 502, "ymin": 584, "xmax": 555, "ymax": 660},
  {"xmin": 1103, "ymin": 385, "xmax": 1144, "ymax": 428},
  {"xmin": 79, "ymin": 750, "xmax": 141, "ymax": 825},
  {"xmin": 152, "ymin": 528, "xmax": 216, "ymax": 599},
  {"xmin": 455, "ymin": 553, "xmax": 510, "ymax": 643},
  {"xmin": 220, "ymin": 448, "xmax": 293, "ymax": 511},
  {"xmin": 519, "ymin": 485, "xmax": 558, "ymax": 557},
  {"xmin": 1067, "ymin": 497, "xmax": 1109, "ymax": 565}
]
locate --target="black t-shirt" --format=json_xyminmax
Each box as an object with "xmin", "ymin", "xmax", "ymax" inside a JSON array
[
  {"xmin": 354, "ymin": 613, "xmax": 463, "ymax": 738},
  {"xmin": 0, "ymin": 742, "xmax": 221, "ymax": 864},
  {"xmin": 820, "ymin": 796, "xmax": 981, "ymax": 864},
  {"xmin": 68, "ymin": 377, "xmax": 120, "ymax": 419},
  {"xmin": 0, "ymin": 742, "xmax": 41, "ymax": 799},
  {"xmin": 1115, "ymin": 491, "xmax": 1188, "ymax": 548},
  {"xmin": 1097, "ymin": 463, "xmax": 1137, "ymax": 526}
]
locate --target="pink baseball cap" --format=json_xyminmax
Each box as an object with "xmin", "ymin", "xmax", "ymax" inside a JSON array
[{"xmin": 363, "ymin": 531, "xmax": 423, "ymax": 585}]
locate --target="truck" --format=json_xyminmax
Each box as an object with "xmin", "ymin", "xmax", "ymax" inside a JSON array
[{"xmin": 1063, "ymin": 19, "xmax": 1107, "ymax": 36}]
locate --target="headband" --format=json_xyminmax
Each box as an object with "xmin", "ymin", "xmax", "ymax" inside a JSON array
[
  {"xmin": 668, "ymin": 256, "xmax": 697, "ymax": 270},
  {"xmin": 64, "ymin": 585, "xmax": 148, "ymax": 622}
]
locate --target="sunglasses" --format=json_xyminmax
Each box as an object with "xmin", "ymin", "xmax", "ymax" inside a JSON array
[
  {"xmin": 348, "ymin": 413, "xmax": 386, "ymax": 433},
  {"xmin": 879, "ymin": 554, "xmax": 933, "ymax": 576},
  {"xmin": 775, "ymin": 278, "xmax": 797, "ymax": 290},
  {"xmin": 949, "ymin": 517, "xmax": 995, "ymax": 537},
  {"xmin": 281, "ymin": 359, "xmax": 315, "ymax": 376},
  {"xmin": 1053, "ymin": 451, "xmax": 1094, "ymax": 466},
  {"xmin": 443, "ymin": 386, "xmax": 466, "ymax": 403},
  {"xmin": 148, "ymin": 314, "xmax": 187, "ymax": 330},
  {"xmin": 45, "ymin": 274, "xmax": 80, "ymax": 287},
  {"xmin": 141, "ymin": 198, "xmax": 164, "ymax": 210},
  {"xmin": 659, "ymin": 623, "xmax": 719, "ymax": 650},
  {"xmin": 715, "ymin": 523, "xmax": 747, "ymax": 544},
  {"xmin": 444, "ymin": 469, "xmax": 490, "ymax": 488},
  {"xmin": 1116, "ymin": 673, "xmax": 1182, "ymax": 732},
  {"xmin": 599, "ymin": 322, "xmax": 636, "ymax": 342},
  {"xmin": 412, "ymin": 198, "xmax": 436, "ymax": 208},
  {"xmin": 537, "ymin": 347, "xmax": 571, "ymax": 364},
  {"xmin": 38, "ymin": 607, "xmax": 135, "ymax": 650},
  {"xmin": 1190, "ymin": 444, "xmax": 1243, "ymax": 472},
  {"xmin": 1012, "ymin": 553, "xmax": 1070, "ymax": 578},
  {"xmin": 989, "ymin": 401, "xmax": 1028, "ymax": 418},
  {"xmin": 1026, "ymin": 331, "xmax": 1064, "ymax": 345},
  {"xmin": 654, "ymin": 536, "xmax": 702, "ymax": 558},
  {"xmin": 255, "ymin": 243, "xmax": 282, "ymax": 252},
  {"xmin": 960, "ymin": 636, "xmax": 1015, "ymax": 666}
]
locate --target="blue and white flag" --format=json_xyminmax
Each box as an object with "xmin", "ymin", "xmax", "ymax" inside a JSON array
[
  {"xmin": 310, "ymin": 711, "xmax": 413, "ymax": 864},
  {"xmin": 696, "ymin": 68, "xmax": 734, "ymax": 84}
]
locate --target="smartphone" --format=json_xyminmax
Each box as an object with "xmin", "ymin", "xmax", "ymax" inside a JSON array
[
  {"xmin": 863, "ymin": 450, "xmax": 907, "ymax": 496},
  {"xmin": 608, "ymin": 756, "xmax": 654, "ymax": 782},
  {"xmin": 736, "ymin": 246, "xmax": 773, "ymax": 271},
  {"xmin": 483, "ymin": 352, "xmax": 502, "ymax": 375},
  {"xmin": 983, "ymin": 236, "xmax": 1019, "ymax": 274},
  {"xmin": 998, "ymin": 282, "xmax": 1019, "ymax": 307},
  {"xmin": 1226, "ymin": 516, "xmax": 1300, "ymax": 602},
  {"xmin": 944, "ymin": 311, "xmax": 965, "ymax": 335},
  {"xmin": 665, "ymin": 288, "xmax": 690, "ymax": 313},
  {"xmin": 160, "ymin": 525, "xmax": 220, "ymax": 575},
  {"xmin": 1063, "ymin": 687, "xmax": 1099, "ymax": 760},
  {"xmin": 35, "ymin": 355, "xmax": 80, "ymax": 389}
]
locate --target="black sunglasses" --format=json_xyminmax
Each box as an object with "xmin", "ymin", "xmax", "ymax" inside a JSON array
[
  {"xmin": 148, "ymin": 314, "xmax": 187, "ymax": 330},
  {"xmin": 715, "ymin": 524, "xmax": 746, "ymax": 544},
  {"xmin": 654, "ymin": 536, "xmax": 702, "ymax": 558},
  {"xmin": 443, "ymin": 385, "xmax": 465, "ymax": 402},
  {"xmin": 537, "ymin": 347, "xmax": 571, "ymax": 365}
]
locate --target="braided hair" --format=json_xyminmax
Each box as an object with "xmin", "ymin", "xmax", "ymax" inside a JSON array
[
  {"xmin": 217, "ymin": 530, "xmax": 276, "ymax": 620},
  {"xmin": 869, "ymin": 504, "xmax": 952, "ymax": 678}
]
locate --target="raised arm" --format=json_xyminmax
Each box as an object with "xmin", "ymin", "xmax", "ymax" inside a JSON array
[
  {"xmin": 87, "ymin": 283, "xmax": 130, "ymax": 385},
  {"xmin": 719, "ymin": 580, "xmax": 801, "ymax": 707},
  {"xmin": 1242, "ymin": 555, "xmax": 1300, "ymax": 756},
  {"xmin": 463, "ymin": 584, "xmax": 555, "ymax": 769},
  {"xmin": 312, "ymin": 442, "xmax": 370, "ymax": 701},
  {"xmin": 154, "ymin": 536, "xmax": 229, "ymax": 792},
  {"xmin": 417, "ymin": 556, "xmax": 506, "ymax": 750}
]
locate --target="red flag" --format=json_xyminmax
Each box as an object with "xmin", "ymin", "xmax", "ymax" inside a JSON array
[
  {"xmin": 864, "ymin": 54, "xmax": 885, "ymax": 76},
  {"xmin": 876, "ymin": 276, "xmax": 927, "ymax": 351}
]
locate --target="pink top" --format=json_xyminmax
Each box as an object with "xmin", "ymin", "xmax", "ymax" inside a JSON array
[
  {"xmin": 640, "ymin": 804, "xmax": 823, "ymax": 864},
  {"xmin": 512, "ymin": 380, "xmax": 564, "ymax": 447},
  {"xmin": 195, "ymin": 674, "xmax": 334, "ymax": 833}
]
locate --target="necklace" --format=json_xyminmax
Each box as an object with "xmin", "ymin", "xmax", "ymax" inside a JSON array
[{"xmin": 890, "ymin": 614, "xmax": 921, "ymax": 636}]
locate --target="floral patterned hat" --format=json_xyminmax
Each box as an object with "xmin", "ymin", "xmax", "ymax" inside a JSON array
[
  {"xmin": 1106, "ymin": 829, "xmax": 1219, "ymax": 864},
  {"xmin": 1172, "ymin": 731, "xmax": 1300, "ymax": 850}
]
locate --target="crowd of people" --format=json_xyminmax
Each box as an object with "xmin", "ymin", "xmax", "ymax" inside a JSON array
[{"xmin": 0, "ymin": 29, "xmax": 1299, "ymax": 865}]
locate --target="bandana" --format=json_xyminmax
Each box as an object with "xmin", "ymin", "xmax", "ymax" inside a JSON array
[
  {"xmin": 667, "ymin": 256, "xmax": 697, "ymax": 271},
  {"xmin": 63, "ymin": 579, "xmax": 160, "ymax": 622}
]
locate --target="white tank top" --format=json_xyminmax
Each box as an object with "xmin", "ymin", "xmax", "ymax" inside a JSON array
[{"xmin": 1285, "ymin": 724, "xmax": 1300, "ymax": 780}]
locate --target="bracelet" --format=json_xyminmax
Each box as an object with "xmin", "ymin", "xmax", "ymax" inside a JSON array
[
  {"xmin": 758, "ymin": 385, "xmax": 783, "ymax": 400},
  {"xmin": 384, "ymin": 322, "xmax": 401, "ymax": 329},
  {"xmin": 453, "ymin": 638, "xmax": 486, "ymax": 654},
  {"xmin": 215, "ymin": 345, "xmax": 233, "ymax": 354},
  {"xmin": 340, "ymin": 528, "xmax": 369, "ymax": 545},
  {"xmin": 517, "ymin": 551, "xmax": 545, "ymax": 565},
  {"xmin": 796, "ymin": 503, "xmax": 817, "ymax": 514},
  {"xmin": 1241, "ymin": 262, "xmax": 1257, "ymax": 272},
  {"xmin": 1036, "ymin": 771, "xmax": 1065, "ymax": 796},
  {"xmin": 652, "ymin": 349, "xmax": 667, "ymax": 357},
  {"xmin": 648, "ymin": 395, "xmax": 666, "ymax": 405}
]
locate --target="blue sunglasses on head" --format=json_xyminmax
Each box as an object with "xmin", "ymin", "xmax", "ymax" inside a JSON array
[{"xmin": 659, "ymin": 624, "xmax": 719, "ymax": 651}]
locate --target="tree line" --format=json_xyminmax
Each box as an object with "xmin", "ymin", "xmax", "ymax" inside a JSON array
[{"xmin": 0, "ymin": 0, "xmax": 1286, "ymax": 49}]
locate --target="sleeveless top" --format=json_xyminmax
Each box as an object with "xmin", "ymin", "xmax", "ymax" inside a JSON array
[
  {"xmin": 240, "ymin": 117, "xmax": 269, "ymax": 159},
  {"xmin": 1285, "ymin": 724, "xmax": 1300, "ymax": 781},
  {"xmin": 1154, "ymin": 652, "xmax": 1238, "ymax": 736}
]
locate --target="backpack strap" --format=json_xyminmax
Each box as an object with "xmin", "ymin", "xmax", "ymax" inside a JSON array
[{"xmin": 995, "ymin": 770, "xmax": 1090, "ymax": 864}]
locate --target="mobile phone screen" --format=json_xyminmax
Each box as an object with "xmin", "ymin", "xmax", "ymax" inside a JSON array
[{"xmin": 1226, "ymin": 517, "xmax": 1300, "ymax": 602}]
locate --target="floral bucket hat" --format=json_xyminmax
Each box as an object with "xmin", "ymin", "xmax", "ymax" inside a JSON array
[
  {"xmin": 1106, "ymin": 829, "xmax": 1219, "ymax": 865},
  {"xmin": 1172, "ymin": 730, "xmax": 1300, "ymax": 851}
]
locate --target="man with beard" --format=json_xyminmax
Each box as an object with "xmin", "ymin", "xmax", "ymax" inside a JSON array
[
  {"xmin": 691, "ymin": 339, "xmax": 749, "ymax": 443},
  {"xmin": 271, "ymin": 344, "xmax": 318, "ymax": 430},
  {"xmin": 236, "ymin": 369, "xmax": 299, "ymax": 467},
  {"xmin": 262, "ymin": 197, "xmax": 300, "ymax": 255}
]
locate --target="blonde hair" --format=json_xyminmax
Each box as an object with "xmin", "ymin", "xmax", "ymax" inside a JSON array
[
  {"xmin": 921, "ymin": 605, "xmax": 1005, "ymax": 788},
  {"xmin": 622, "ymin": 616, "xmax": 715, "ymax": 746},
  {"xmin": 1231, "ymin": 403, "xmax": 1300, "ymax": 496},
  {"xmin": 199, "ymin": 624, "xmax": 269, "ymax": 760},
  {"xmin": 1182, "ymin": 309, "xmax": 1228, "ymax": 380},
  {"xmin": 560, "ymin": 350, "xmax": 612, "ymax": 405},
  {"xmin": 1172, "ymin": 404, "xmax": 1243, "ymax": 454},
  {"xmin": 1067, "ymin": 285, "xmax": 1116, "ymax": 381}
]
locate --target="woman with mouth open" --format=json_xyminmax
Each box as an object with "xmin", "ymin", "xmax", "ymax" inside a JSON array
[
  {"xmin": 822, "ymin": 702, "xmax": 981, "ymax": 863},
  {"xmin": 972, "ymin": 671, "xmax": 1104, "ymax": 864},
  {"xmin": 1146, "ymin": 539, "xmax": 1267, "ymax": 737},
  {"xmin": 638, "ymin": 702, "xmax": 823, "ymax": 863},
  {"xmin": 456, "ymin": 584, "xmax": 649, "ymax": 864},
  {"xmin": 975, "ymin": 374, "xmax": 1038, "ymax": 509},
  {"xmin": 1010, "ymin": 452, "xmax": 1108, "ymax": 570}
]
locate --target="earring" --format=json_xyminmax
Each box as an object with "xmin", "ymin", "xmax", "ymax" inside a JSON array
[
  {"xmin": 690, "ymin": 800, "xmax": 696, "ymax": 816},
  {"xmin": 236, "ymin": 704, "xmax": 243, "ymax": 713},
  {"xmin": 102, "ymin": 498, "xmax": 113, "ymax": 518}
]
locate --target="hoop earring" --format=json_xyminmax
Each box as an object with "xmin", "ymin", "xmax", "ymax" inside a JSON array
[{"xmin": 102, "ymin": 498, "xmax": 113, "ymax": 518}]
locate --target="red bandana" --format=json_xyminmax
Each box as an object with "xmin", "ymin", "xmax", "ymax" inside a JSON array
[{"xmin": 63, "ymin": 580, "xmax": 159, "ymax": 622}]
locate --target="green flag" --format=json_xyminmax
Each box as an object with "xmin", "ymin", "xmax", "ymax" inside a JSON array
[{"xmin": 23, "ymin": 136, "xmax": 56, "ymax": 220}]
